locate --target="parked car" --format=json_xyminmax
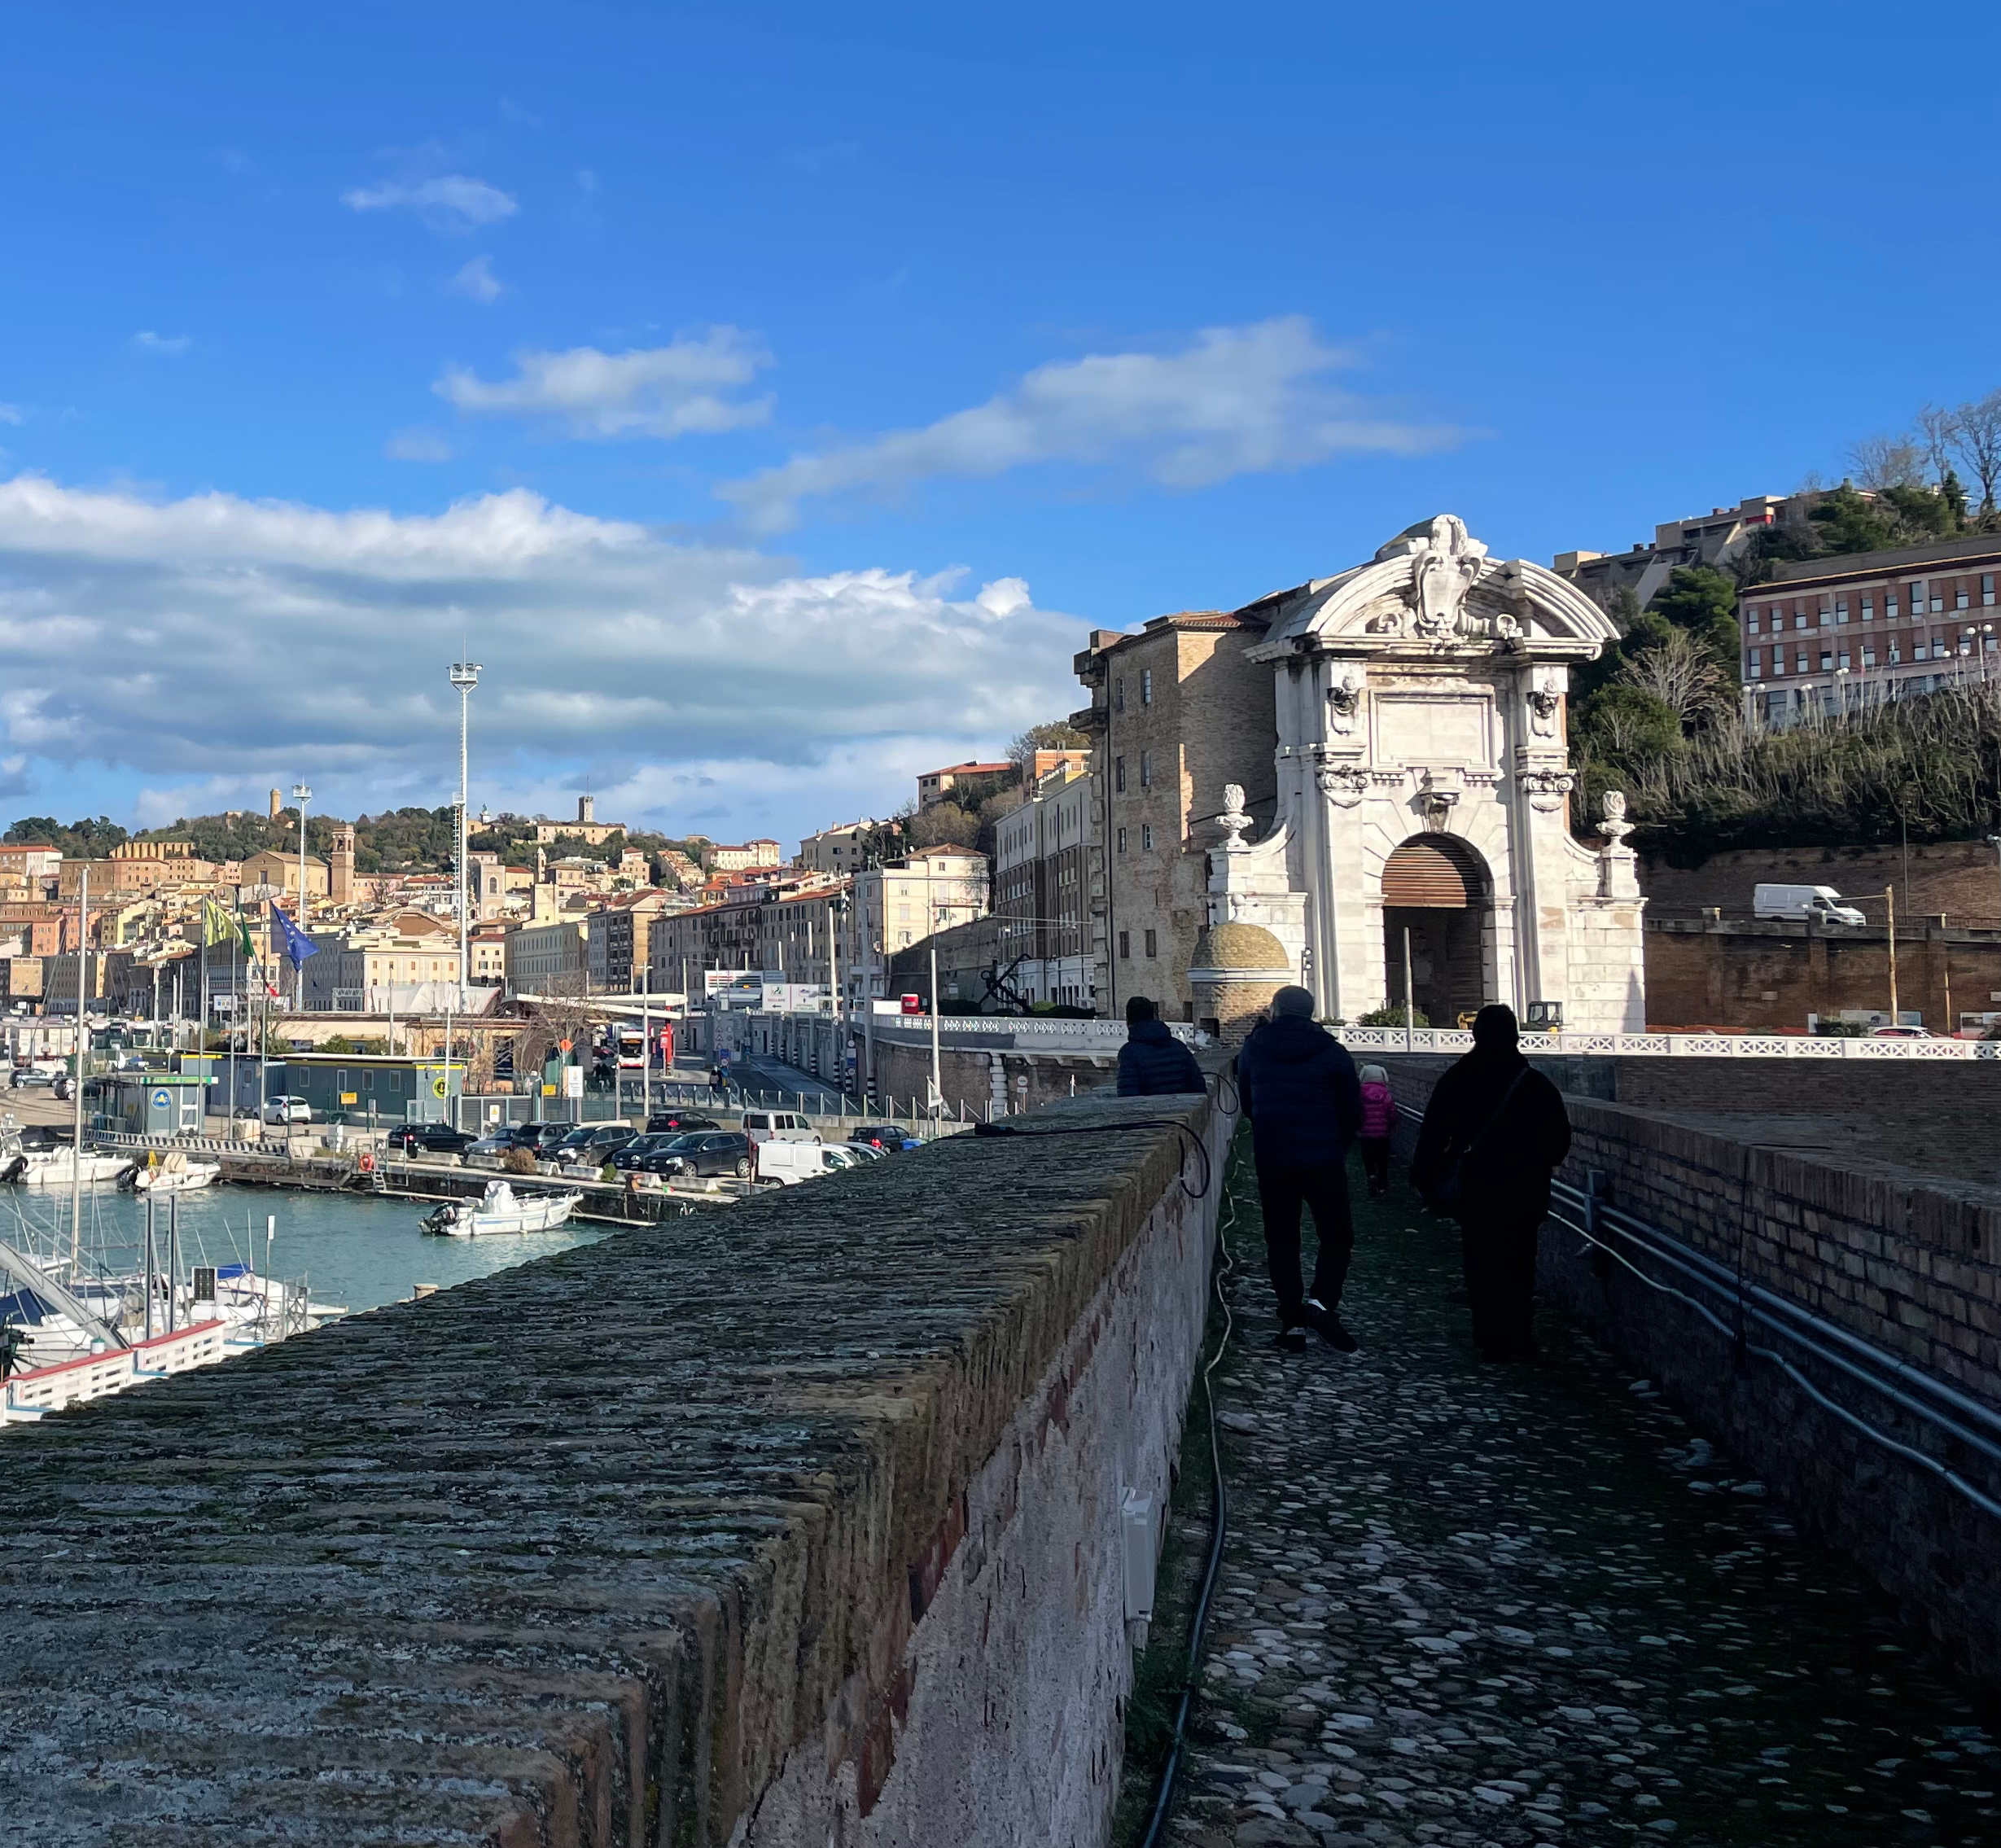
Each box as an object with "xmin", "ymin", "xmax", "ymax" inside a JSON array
[
  {"xmin": 644, "ymin": 1110, "xmax": 721, "ymax": 1136},
  {"xmin": 9, "ymin": 1066, "xmax": 56, "ymax": 1089},
  {"xmin": 610, "ymin": 1131, "xmax": 694, "ymax": 1172},
  {"xmin": 651, "ymin": 1131, "xmax": 752, "ymax": 1179},
  {"xmin": 1868, "ymin": 1024, "xmax": 1933, "ymax": 1040},
  {"xmin": 552, "ymin": 1123, "xmax": 638, "ymax": 1167},
  {"xmin": 385, "ymin": 1123, "xmax": 479, "ymax": 1156},
  {"xmin": 755, "ymin": 1140, "xmax": 851, "ymax": 1186},
  {"xmin": 261, "ymin": 1095, "xmax": 312, "ymax": 1125},
  {"xmin": 740, "ymin": 1110, "xmax": 820, "ymax": 1146},
  {"xmin": 847, "ymin": 1123, "xmax": 913, "ymax": 1153}
]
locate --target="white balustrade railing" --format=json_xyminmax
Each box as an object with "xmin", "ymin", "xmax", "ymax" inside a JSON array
[{"xmin": 1337, "ymin": 1027, "xmax": 2000, "ymax": 1060}]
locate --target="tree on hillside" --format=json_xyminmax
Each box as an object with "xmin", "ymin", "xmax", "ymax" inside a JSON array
[
  {"xmin": 1950, "ymin": 391, "xmax": 2001, "ymax": 519},
  {"xmin": 5, "ymin": 816, "xmax": 129, "ymax": 856},
  {"xmin": 1614, "ymin": 628, "xmax": 1727, "ymax": 729}
]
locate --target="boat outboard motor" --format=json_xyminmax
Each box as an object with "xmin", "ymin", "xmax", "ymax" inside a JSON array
[{"xmin": 0, "ymin": 1154, "xmax": 25, "ymax": 1184}]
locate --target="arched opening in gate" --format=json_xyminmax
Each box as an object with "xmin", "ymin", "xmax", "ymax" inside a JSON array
[{"xmin": 1381, "ymin": 834, "xmax": 1493, "ymax": 1027}]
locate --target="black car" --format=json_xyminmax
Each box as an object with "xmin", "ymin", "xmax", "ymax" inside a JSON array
[
  {"xmin": 651, "ymin": 1131, "xmax": 751, "ymax": 1179},
  {"xmin": 847, "ymin": 1123, "xmax": 913, "ymax": 1153},
  {"xmin": 609, "ymin": 1131, "xmax": 693, "ymax": 1172},
  {"xmin": 386, "ymin": 1123, "xmax": 479, "ymax": 1156},
  {"xmin": 551, "ymin": 1123, "xmax": 638, "ymax": 1166},
  {"xmin": 644, "ymin": 1110, "xmax": 722, "ymax": 1136}
]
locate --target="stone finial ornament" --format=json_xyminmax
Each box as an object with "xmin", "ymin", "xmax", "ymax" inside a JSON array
[{"xmin": 1216, "ymin": 783, "xmax": 1252, "ymax": 852}]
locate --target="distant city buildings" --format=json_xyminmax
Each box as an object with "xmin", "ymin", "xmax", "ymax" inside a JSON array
[{"xmin": 1553, "ymin": 490, "xmax": 1833, "ymax": 610}]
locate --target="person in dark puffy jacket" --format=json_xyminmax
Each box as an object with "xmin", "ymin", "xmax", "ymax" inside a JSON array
[
  {"xmin": 1235, "ymin": 986, "xmax": 1364, "ymax": 1352},
  {"xmin": 1116, "ymin": 996, "xmax": 1206, "ymax": 1096}
]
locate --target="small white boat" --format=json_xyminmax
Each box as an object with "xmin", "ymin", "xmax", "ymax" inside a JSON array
[
  {"xmin": 13, "ymin": 1148, "xmax": 133, "ymax": 1189},
  {"xmin": 129, "ymin": 1150, "xmax": 222, "ymax": 1193},
  {"xmin": 420, "ymin": 1180, "xmax": 581, "ymax": 1238}
]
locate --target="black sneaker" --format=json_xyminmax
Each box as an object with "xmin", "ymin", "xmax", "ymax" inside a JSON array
[
  {"xmin": 1302, "ymin": 1298, "xmax": 1360, "ymax": 1353},
  {"xmin": 1274, "ymin": 1322, "xmax": 1307, "ymax": 1352}
]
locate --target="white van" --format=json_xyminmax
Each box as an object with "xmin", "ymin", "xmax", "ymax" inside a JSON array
[
  {"xmin": 739, "ymin": 1110, "xmax": 821, "ymax": 1146},
  {"xmin": 1753, "ymin": 883, "xmax": 1867, "ymax": 927},
  {"xmin": 754, "ymin": 1140, "xmax": 845, "ymax": 1185}
]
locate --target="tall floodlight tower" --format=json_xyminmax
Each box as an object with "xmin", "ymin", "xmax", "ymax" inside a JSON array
[
  {"xmin": 449, "ymin": 660, "xmax": 481, "ymax": 1008},
  {"xmin": 291, "ymin": 782, "xmax": 312, "ymax": 1010}
]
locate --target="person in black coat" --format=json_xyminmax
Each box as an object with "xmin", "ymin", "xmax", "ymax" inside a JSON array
[
  {"xmin": 1412, "ymin": 1003, "xmax": 1572, "ymax": 1362},
  {"xmin": 1234, "ymin": 985, "xmax": 1364, "ymax": 1352},
  {"xmin": 1116, "ymin": 996, "xmax": 1206, "ymax": 1096}
]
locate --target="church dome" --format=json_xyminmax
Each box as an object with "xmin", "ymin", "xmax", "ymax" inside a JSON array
[{"xmin": 1188, "ymin": 922, "xmax": 1293, "ymax": 981}]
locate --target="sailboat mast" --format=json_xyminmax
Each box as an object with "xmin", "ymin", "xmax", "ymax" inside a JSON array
[{"xmin": 70, "ymin": 863, "xmax": 88, "ymax": 1271}]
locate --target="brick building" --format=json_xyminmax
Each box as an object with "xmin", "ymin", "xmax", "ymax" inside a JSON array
[
  {"xmin": 585, "ymin": 890, "xmax": 674, "ymax": 992},
  {"xmin": 992, "ymin": 757, "xmax": 1095, "ymax": 1009},
  {"xmin": 1070, "ymin": 608, "xmax": 1278, "ymax": 1020},
  {"xmin": 1740, "ymin": 534, "xmax": 2001, "ymax": 724}
]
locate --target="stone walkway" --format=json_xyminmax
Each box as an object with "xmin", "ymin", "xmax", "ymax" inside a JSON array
[{"xmin": 1169, "ymin": 1158, "xmax": 1998, "ymax": 1848}]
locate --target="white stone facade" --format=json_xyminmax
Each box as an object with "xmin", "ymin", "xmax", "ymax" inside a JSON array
[{"xmin": 1210, "ymin": 516, "xmax": 1646, "ymax": 1031}]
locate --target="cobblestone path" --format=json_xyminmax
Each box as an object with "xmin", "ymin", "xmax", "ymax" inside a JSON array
[{"xmin": 1169, "ymin": 1154, "xmax": 1998, "ymax": 1848}]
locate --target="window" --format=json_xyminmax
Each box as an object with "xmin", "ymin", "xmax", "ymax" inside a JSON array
[
  {"xmin": 1862, "ymin": 646, "xmax": 1876, "ymax": 668},
  {"xmin": 1819, "ymin": 606, "xmax": 1832, "ymax": 628},
  {"xmin": 1795, "ymin": 653, "xmax": 1808, "ymax": 674},
  {"xmin": 1837, "ymin": 650, "xmax": 1850, "ymax": 669},
  {"xmin": 1862, "ymin": 593, "xmax": 1875, "ymax": 619},
  {"xmin": 1986, "ymin": 576, "xmax": 1996, "ymax": 607},
  {"xmin": 1114, "ymin": 678, "xmax": 1125, "ymax": 713},
  {"xmin": 1141, "ymin": 668, "xmax": 1154, "ymax": 705},
  {"xmin": 1836, "ymin": 599, "xmax": 1849, "ymax": 624},
  {"xmin": 1116, "ymin": 825, "xmax": 1127, "ymax": 854},
  {"xmin": 1819, "ymin": 651, "xmax": 1832, "ymax": 671},
  {"xmin": 1119, "ymin": 930, "xmax": 1132, "ymax": 960},
  {"xmin": 1141, "ymin": 824, "xmax": 1154, "ymax": 852},
  {"xmin": 1748, "ymin": 649, "xmax": 1762, "ymax": 677},
  {"xmin": 1959, "ymin": 586, "xmax": 1972, "ymax": 611},
  {"xmin": 1913, "ymin": 639, "xmax": 1929, "ymax": 660},
  {"xmin": 1887, "ymin": 593, "xmax": 1900, "ymax": 618},
  {"xmin": 1793, "ymin": 611, "xmax": 1807, "ymax": 629},
  {"xmin": 1114, "ymin": 756, "xmax": 1127, "ymax": 793},
  {"xmin": 1139, "ymin": 750, "xmax": 1152, "ymax": 789},
  {"xmin": 1143, "ymin": 929, "xmax": 1158, "ymax": 958},
  {"xmin": 1748, "ymin": 609, "xmax": 1761, "ymax": 633}
]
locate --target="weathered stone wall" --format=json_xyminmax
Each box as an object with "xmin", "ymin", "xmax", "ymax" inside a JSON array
[
  {"xmin": 1380, "ymin": 1053, "xmax": 2001, "ymax": 1685},
  {"xmin": 1, "ymin": 1092, "xmax": 1233, "ymax": 1844},
  {"xmin": 870, "ymin": 1037, "xmax": 1119, "ymax": 1118}
]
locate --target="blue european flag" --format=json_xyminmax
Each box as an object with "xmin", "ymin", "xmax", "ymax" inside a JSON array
[{"xmin": 268, "ymin": 898, "xmax": 319, "ymax": 970}]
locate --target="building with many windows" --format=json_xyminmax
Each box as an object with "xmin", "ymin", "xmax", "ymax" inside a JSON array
[
  {"xmin": 838, "ymin": 847, "xmax": 988, "ymax": 1012},
  {"xmin": 992, "ymin": 756, "xmax": 1096, "ymax": 1009},
  {"xmin": 1740, "ymin": 535, "xmax": 2001, "ymax": 724}
]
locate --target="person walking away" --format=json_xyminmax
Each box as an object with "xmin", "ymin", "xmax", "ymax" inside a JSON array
[
  {"xmin": 1235, "ymin": 986, "xmax": 1364, "ymax": 1352},
  {"xmin": 1117, "ymin": 996, "xmax": 1206, "ymax": 1097},
  {"xmin": 1356, "ymin": 1064, "xmax": 1395, "ymax": 1198},
  {"xmin": 1411, "ymin": 1004, "xmax": 1570, "ymax": 1362}
]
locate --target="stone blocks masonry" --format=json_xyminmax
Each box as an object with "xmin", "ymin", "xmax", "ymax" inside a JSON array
[{"xmin": 0, "ymin": 1092, "xmax": 1233, "ymax": 1846}]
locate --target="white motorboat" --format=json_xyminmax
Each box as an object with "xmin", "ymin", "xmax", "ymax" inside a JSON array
[
  {"xmin": 129, "ymin": 1150, "xmax": 222, "ymax": 1194},
  {"xmin": 420, "ymin": 1180, "xmax": 581, "ymax": 1238},
  {"xmin": 13, "ymin": 1147, "xmax": 133, "ymax": 1189}
]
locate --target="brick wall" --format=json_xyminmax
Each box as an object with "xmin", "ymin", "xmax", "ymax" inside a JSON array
[
  {"xmin": 1641, "ymin": 838, "xmax": 2001, "ymax": 925},
  {"xmin": 1380, "ymin": 1052, "xmax": 2001, "ymax": 1684},
  {"xmin": 1, "ymin": 1093, "xmax": 1235, "ymax": 1841},
  {"xmin": 1644, "ymin": 917, "xmax": 2001, "ymax": 1031}
]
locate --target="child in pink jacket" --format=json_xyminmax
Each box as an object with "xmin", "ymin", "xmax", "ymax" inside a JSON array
[{"xmin": 1357, "ymin": 1064, "xmax": 1395, "ymax": 1198}]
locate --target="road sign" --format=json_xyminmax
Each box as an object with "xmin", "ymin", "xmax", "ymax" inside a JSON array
[
  {"xmin": 432, "ymin": 1076, "xmax": 448, "ymax": 1098},
  {"xmin": 563, "ymin": 1066, "xmax": 584, "ymax": 1098}
]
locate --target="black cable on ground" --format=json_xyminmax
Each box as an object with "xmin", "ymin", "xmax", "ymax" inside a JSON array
[{"xmin": 1136, "ymin": 1174, "xmax": 1241, "ymax": 1848}]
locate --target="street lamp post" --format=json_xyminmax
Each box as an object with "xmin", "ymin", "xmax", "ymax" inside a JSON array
[
  {"xmin": 449, "ymin": 661, "xmax": 481, "ymax": 1010},
  {"xmin": 291, "ymin": 782, "xmax": 311, "ymax": 1011}
]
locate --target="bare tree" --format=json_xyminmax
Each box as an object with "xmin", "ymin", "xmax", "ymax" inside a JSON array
[
  {"xmin": 1614, "ymin": 628, "xmax": 1725, "ymax": 728},
  {"xmin": 1914, "ymin": 403, "xmax": 1960, "ymax": 486},
  {"xmin": 1846, "ymin": 434, "xmax": 1927, "ymax": 491},
  {"xmin": 1007, "ymin": 720, "xmax": 1088, "ymax": 768},
  {"xmin": 1951, "ymin": 389, "xmax": 2001, "ymax": 517}
]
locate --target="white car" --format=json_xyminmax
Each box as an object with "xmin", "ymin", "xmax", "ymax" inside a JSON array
[
  {"xmin": 261, "ymin": 1095, "xmax": 313, "ymax": 1125},
  {"xmin": 1867, "ymin": 1024, "xmax": 1932, "ymax": 1040}
]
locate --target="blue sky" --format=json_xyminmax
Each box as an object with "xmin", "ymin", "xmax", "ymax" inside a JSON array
[{"xmin": 4, "ymin": 2, "xmax": 1998, "ymax": 847}]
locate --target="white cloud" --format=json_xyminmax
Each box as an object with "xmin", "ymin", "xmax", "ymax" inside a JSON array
[
  {"xmin": 436, "ymin": 331, "xmax": 773, "ymax": 439},
  {"xmin": 0, "ymin": 474, "xmax": 1082, "ymax": 842},
  {"xmin": 722, "ymin": 316, "xmax": 1461, "ymax": 532},
  {"xmin": 0, "ymin": 405, "xmax": 22, "ymax": 426},
  {"xmin": 384, "ymin": 427, "xmax": 453, "ymax": 462},
  {"xmin": 341, "ymin": 174, "xmax": 518, "ymax": 231},
  {"xmin": 450, "ymin": 255, "xmax": 506, "ymax": 303},
  {"xmin": 133, "ymin": 331, "xmax": 192, "ymax": 357}
]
